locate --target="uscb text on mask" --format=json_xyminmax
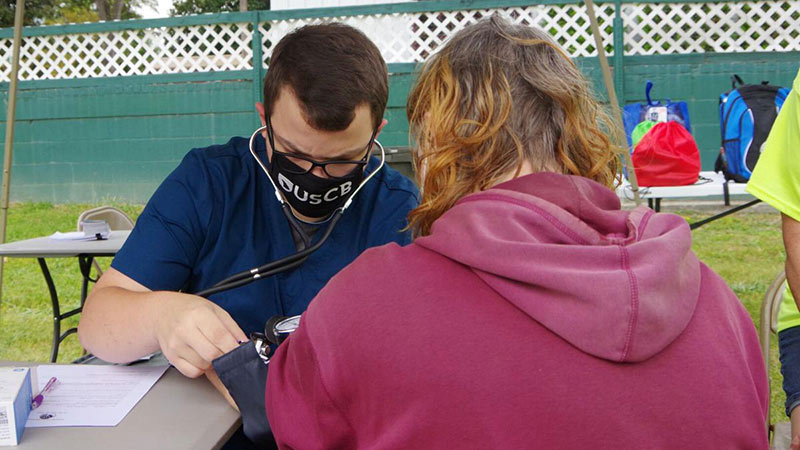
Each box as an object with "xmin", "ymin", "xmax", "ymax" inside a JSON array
[{"xmin": 277, "ymin": 173, "xmax": 353, "ymax": 205}]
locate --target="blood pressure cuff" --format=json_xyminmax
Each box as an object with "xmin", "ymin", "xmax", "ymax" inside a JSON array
[{"xmin": 212, "ymin": 341, "xmax": 275, "ymax": 448}]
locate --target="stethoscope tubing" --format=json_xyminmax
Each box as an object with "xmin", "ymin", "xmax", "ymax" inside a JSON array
[
  {"xmin": 194, "ymin": 210, "xmax": 342, "ymax": 297},
  {"xmin": 192, "ymin": 126, "xmax": 384, "ymax": 298}
]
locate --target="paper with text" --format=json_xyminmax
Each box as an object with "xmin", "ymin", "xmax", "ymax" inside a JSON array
[
  {"xmin": 49, "ymin": 231, "xmax": 111, "ymax": 241},
  {"xmin": 26, "ymin": 364, "xmax": 169, "ymax": 427}
]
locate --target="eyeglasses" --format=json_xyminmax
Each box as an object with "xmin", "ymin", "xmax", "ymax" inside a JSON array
[{"xmin": 266, "ymin": 117, "xmax": 377, "ymax": 179}]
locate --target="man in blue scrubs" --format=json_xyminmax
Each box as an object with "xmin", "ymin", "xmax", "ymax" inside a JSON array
[{"xmin": 77, "ymin": 23, "xmax": 419, "ymax": 378}]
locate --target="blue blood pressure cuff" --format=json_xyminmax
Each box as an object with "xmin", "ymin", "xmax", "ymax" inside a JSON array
[{"xmin": 212, "ymin": 338, "xmax": 273, "ymax": 447}]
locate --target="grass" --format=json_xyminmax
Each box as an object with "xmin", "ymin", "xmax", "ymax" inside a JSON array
[
  {"xmin": 0, "ymin": 202, "xmax": 789, "ymax": 424},
  {"xmin": 0, "ymin": 203, "xmax": 143, "ymax": 364}
]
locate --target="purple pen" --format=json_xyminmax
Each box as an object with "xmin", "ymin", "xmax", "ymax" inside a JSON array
[{"xmin": 31, "ymin": 376, "xmax": 58, "ymax": 409}]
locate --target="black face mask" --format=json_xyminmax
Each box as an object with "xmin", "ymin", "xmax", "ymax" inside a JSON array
[{"xmin": 267, "ymin": 152, "xmax": 365, "ymax": 219}]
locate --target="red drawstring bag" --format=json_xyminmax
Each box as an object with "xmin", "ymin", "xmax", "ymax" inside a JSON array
[{"xmin": 632, "ymin": 121, "xmax": 701, "ymax": 187}]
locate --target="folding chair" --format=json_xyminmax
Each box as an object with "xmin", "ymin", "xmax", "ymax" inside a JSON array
[
  {"xmin": 76, "ymin": 205, "xmax": 134, "ymax": 283},
  {"xmin": 77, "ymin": 205, "xmax": 134, "ymax": 234},
  {"xmin": 760, "ymin": 270, "xmax": 792, "ymax": 449}
]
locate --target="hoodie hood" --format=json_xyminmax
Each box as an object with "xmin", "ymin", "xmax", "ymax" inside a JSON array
[{"xmin": 414, "ymin": 172, "xmax": 700, "ymax": 362}]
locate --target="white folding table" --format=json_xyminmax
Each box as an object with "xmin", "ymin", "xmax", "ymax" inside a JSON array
[
  {"xmin": 1, "ymin": 360, "xmax": 241, "ymax": 450},
  {"xmin": 0, "ymin": 231, "xmax": 131, "ymax": 362},
  {"xmin": 617, "ymin": 171, "xmax": 759, "ymax": 229}
]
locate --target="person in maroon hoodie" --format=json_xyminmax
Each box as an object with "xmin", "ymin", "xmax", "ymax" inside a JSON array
[{"xmin": 264, "ymin": 15, "xmax": 769, "ymax": 449}]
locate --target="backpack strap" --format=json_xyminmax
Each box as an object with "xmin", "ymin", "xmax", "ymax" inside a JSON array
[
  {"xmin": 645, "ymin": 80, "xmax": 656, "ymax": 106},
  {"xmin": 731, "ymin": 74, "xmax": 744, "ymax": 89}
]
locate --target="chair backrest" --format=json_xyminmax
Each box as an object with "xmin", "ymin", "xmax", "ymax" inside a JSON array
[
  {"xmin": 77, "ymin": 206, "xmax": 134, "ymax": 231},
  {"xmin": 759, "ymin": 270, "xmax": 787, "ymax": 436}
]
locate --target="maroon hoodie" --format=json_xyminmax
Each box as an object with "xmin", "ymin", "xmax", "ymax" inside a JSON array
[{"xmin": 266, "ymin": 172, "xmax": 768, "ymax": 449}]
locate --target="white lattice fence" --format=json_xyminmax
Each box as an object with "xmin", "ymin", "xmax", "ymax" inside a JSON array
[
  {"xmin": 259, "ymin": 5, "xmax": 616, "ymax": 64},
  {"xmin": 1, "ymin": 1, "xmax": 798, "ymax": 82},
  {"xmin": 0, "ymin": 22, "xmax": 253, "ymax": 81},
  {"xmin": 623, "ymin": 1, "xmax": 800, "ymax": 54}
]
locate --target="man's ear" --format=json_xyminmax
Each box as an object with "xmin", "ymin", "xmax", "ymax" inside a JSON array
[
  {"xmin": 374, "ymin": 118, "xmax": 389, "ymax": 141},
  {"xmin": 369, "ymin": 119, "xmax": 389, "ymax": 155},
  {"xmin": 255, "ymin": 102, "xmax": 267, "ymax": 128},
  {"xmin": 255, "ymin": 102, "xmax": 272, "ymax": 159},
  {"xmin": 365, "ymin": 119, "xmax": 390, "ymax": 171}
]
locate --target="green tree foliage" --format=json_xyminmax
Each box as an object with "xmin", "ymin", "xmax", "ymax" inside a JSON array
[
  {"xmin": 53, "ymin": 0, "xmax": 100, "ymax": 23},
  {"xmin": 171, "ymin": 0, "xmax": 270, "ymax": 16},
  {"xmin": 93, "ymin": 0, "xmax": 151, "ymax": 22},
  {"xmin": 0, "ymin": 0, "xmax": 59, "ymax": 27},
  {"xmin": 0, "ymin": 0, "xmax": 152, "ymax": 28}
]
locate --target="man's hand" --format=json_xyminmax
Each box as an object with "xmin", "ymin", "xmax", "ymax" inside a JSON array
[
  {"xmin": 80, "ymin": 267, "xmax": 247, "ymax": 373},
  {"xmin": 791, "ymin": 405, "xmax": 800, "ymax": 450},
  {"xmin": 154, "ymin": 293, "xmax": 247, "ymax": 378}
]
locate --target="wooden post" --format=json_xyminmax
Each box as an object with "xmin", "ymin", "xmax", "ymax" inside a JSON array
[
  {"xmin": 583, "ymin": 0, "xmax": 641, "ymax": 206},
  {"xmin": 0, "ymin": 0, "xmax": 26, "ymax": 302}
]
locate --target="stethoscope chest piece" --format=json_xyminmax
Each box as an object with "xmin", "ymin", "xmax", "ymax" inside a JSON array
[
  {"xmin": 265, "ymin": 315, "xmax": 301, "ymax": 346},
  {"xmin": 249, "ymin": 332, "xmax": 272, "ymax": 364}
]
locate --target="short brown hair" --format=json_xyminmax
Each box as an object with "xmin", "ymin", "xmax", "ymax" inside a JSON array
[
  {"xmin": 263, "ymin": 23, "xmax": 388, "ymax": 131},
  {"xmin": 407, "ymin": 15, "xmax": 622, "ymax": 237}
]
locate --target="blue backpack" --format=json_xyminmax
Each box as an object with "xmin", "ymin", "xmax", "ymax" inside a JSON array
[
  {"xmin": 715, "ymin": 75, "xmax": 790, "ymax": 182},
  {"xmin": 623, "ymin": 80, "xmax": 692, "ymax": 149}
]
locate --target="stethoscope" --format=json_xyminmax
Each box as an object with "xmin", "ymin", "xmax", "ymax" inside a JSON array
[{"xmin": 193, "ymin": 125, "xmax": 386, "ymax": 299}]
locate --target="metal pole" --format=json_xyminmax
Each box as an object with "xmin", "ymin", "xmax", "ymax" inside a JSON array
[
  {"xmin": 583, "ymin": 0, "xmax": 641, "ymax": 206},
  {"xmin": 0, "ymin": 0, "xmax": 26, "ymax": 302}
]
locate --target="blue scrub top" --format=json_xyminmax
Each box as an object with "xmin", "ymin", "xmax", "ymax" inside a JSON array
[{"xmin": 111, "ymin": 134, "xmax": 419, "ymax": 334}]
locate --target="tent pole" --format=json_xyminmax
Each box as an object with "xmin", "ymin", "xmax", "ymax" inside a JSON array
[
  {"xmin": 583, "ymin": 0, "xmax": 641, "ymax": 206},
  {"xmin": 0, "ymin": 0, "xmax": 27, "ymax": 303}
]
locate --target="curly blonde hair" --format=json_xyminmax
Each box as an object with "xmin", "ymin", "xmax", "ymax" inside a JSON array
[{"xmin": 406, "ymin": 15, "xmax": 622, "ymax": 237}]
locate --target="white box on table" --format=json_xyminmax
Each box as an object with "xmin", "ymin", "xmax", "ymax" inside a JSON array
[{"xmin": 0, "ymin": 367, "xmax": 32, "ymax": 446}]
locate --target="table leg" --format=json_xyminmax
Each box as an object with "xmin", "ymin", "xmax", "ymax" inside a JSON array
[
  {"xmin": 37, "ymin": 257, "xmax": 85, "ymax": 363},
  {"xmin": 689, "ymin": 199, "xmax": 762, "ymax": 230},
  {"xmin": 37, "ymin": 258, "xmax": 62, "ymax": 363},
  {"xmin": 724, "ymin": 182, "xmax": 731, "ymax": 206},
  {"xmin": 78, "ymin": 255, "xmax": 96, "ymax": 307},
  {"xmin": 76, "ymin": 255, "xmax": 97, "ymax": 363}
]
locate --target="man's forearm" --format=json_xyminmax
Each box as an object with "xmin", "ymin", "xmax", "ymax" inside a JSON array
[
  {"xmin": 782, "ymin": 213, "xmax": 800, "ymax": 310},
  {"xmin": 78, "ymin": 286, "xmax": 163, "ymax": 363},
  {"xmin": 79, "ymin": 267, "xmax": 246, "ymax": 377}
]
